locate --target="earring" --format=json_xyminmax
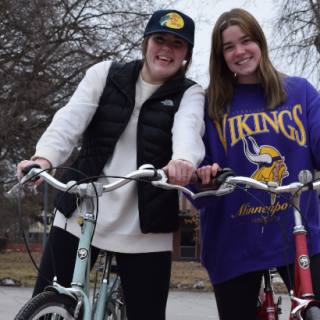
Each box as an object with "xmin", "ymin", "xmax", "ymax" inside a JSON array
[{"xmin": 234, "ymin": 73, "xmax": 237, "ymax": 77}]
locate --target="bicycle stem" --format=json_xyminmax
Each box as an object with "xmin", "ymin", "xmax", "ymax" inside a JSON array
[{"xmin": 290, "ymin": 186, "xmax": 304, "ymax": 230}]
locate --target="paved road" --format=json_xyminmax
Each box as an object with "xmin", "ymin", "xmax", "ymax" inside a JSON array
[{"xmin": 0, "ymin": 287, "xmax": 291, "ymax": 319}]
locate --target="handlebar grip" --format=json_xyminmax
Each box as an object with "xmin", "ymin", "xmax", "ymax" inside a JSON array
[
  {"xmin": 197, "ymin": 168, "xmax": 236, "ymax": 191},
  {"xmin": 196, "ymin": 178, "xmax": 219, "ymax": 191},
  {"xmin": 162, "ymin": 168, "xmax": 198, "ymax": 184},
  {"xmin": 21, "ymin": 164, "xmax": 41, "ymax": 181},
  {"xmin": 189, "ymin": 173, "xmax": 198, "ymax": 184}
]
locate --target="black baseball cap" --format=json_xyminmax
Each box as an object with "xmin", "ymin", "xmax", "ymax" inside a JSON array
[{"xmin": 144, "ymin": 10, "xmax": 195, "ymax": 46}]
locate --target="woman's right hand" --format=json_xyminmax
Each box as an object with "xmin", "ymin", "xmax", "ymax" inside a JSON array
[
  {"xmin": 16, "ymin": 158, "xmax": 52, "ymax": 187},
  {"xmin": 196, "ymin": 163, "xmax": 220, "ymax": 185}
]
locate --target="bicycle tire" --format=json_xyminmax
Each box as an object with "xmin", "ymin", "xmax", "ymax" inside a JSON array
[
  {"xmin": 306, "ymin": 306, "xmax": 320, "ymax": 320},
  {"xmin": 14, "ymin": 291, "xmax": 83, "ymax": 320}
]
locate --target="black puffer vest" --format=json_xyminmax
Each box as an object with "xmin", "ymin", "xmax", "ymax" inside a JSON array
[{"xmin": 54, "ymin": 60, "xmax": 196, "ymax": 233}]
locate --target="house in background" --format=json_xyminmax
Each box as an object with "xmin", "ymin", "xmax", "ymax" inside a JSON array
[
  {"xmin": 7, "ymin": 195, "xmax": 201, "ymax": 260},
  {"xmin": 7, "ymin": 212, "xmax": 53, "ymax": 252},
  {"xmin": 172, "ymin": 192, "xmax": 201, "ymax": 260}
]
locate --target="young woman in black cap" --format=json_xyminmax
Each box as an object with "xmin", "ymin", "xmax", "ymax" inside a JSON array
[{"xmin": 17, "ymin": 9, "xmax": 205, "ymax": 320}]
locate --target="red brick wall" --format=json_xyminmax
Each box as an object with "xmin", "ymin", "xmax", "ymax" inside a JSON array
[
  {"xmin": 172, "ymin": 230, "xmax": 180, "ymax": 259},
  {"xmin": 7, "ymin": 243, "xmax": 43, "ymax": 252}
]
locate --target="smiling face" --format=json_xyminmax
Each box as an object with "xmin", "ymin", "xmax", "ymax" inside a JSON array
[
  {"xmin": 222, "ymin": 25, "xmax": 262, "ymax": 84},
  {"xmin": 141, "ymin": 32, "xmax": 188, "ymax": 85}
]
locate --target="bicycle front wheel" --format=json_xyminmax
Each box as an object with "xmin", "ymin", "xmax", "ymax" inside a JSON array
[
  {"xmin": 14, "ymin": 291, "xmax": 83, "ymax": 320},
  {"xmin": 306, "ymin": 306, "xmax": 320, "ymax": 320}
]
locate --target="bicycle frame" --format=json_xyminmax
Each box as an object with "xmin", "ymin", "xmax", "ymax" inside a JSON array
[
  {"xmin": 287, "ymin": 187, "xmax": 320, "ymax": 320},
  {"xmin": 9, "ymin": 165, "xmax": 207, "ymax": 319},
  {"xmin": 256, "ymin": 269, "xmax": 281, "ymax": 320},
  {"xmin": 256, "ymin": 183, "xmax": 320, "ymax": 320},
  {"xmin": 9, "ymin": 165, "xmax": 174, "ymax": 320},
  {"xmin": 184, "ymin": 172, "xmax": 320, "ymax": 320},
  {"xmin": 44, "ymin": 197, "xmax": 122, "ymax": 320}
]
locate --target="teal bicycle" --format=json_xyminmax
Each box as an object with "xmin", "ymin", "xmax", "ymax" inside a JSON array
[{"xmin": 8, "ymin": 164, "xmax": 203, "ymax": 320}]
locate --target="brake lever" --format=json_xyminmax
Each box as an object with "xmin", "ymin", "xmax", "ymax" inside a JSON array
[
  {"xmin": 155, "ymin": 169, "xmax": 169, "ymax": 183},
  {"xmin": 152, "ymin": 169, "xmax": 235, "ymax": 198},
  {"xmin": 152, "ymin": 170, "xmax": 197, "ymax": 196},
  {"xmin": 8, "ymin": 178, "xmax": 28, "ymax": 197},
  {"xmin": 8, "ymin": 165, "xmax": 42, "ymax": 197},
  {"xmin": 152, "ymin": 179, "xmax": 194, "ymax": 194},
  {"xmin": 192, "ymin": 183, "xmax": 235, "ymax": 198}
]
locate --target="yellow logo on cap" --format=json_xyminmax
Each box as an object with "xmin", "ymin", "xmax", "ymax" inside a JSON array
[{"xmin": 159, "ymin": 12, "xmax": 184, "ymax": 29}]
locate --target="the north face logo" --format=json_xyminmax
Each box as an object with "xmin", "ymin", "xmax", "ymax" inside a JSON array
[{"xmin": 161, "ymin": 100, "xmax": 174, "ymax": 106}]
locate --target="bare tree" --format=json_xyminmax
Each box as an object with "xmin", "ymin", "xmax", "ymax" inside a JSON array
[
  {"xmin": 266, "ymin": 0, "xmax": 320, "ymax": 86},
  {"xmin": 0, "ymin": 0, "xmax": 175, "ymax": 182},
  {"xmin": 1, "ymin": 0, "xmax": 181, "ymax": 235}
]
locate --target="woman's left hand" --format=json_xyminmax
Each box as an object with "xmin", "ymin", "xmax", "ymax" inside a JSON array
[{"xmin": 163, "ymin": 159, "xmax": 194, "ymax": 186}]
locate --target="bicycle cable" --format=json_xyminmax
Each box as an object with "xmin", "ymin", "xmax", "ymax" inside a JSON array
[
  {"xmin": 17, "ymin": 167, "xmax": 158, "ymax": 287},
  {"xmin": 18, "ymin": 169, "xmax": 53, "ymax": 286},
  {"xmin": 224, "ymin": 177, "xmax": 319, "ymax": 293},
  {"xmin": 224, "ymin": 182, "xmax": 296, "ymax": 292},
  {"xmin": 280, "ymin": 177, "xmax": 320, "ymax": 294},
  {"xmin": 259, "ymin": 190, "xmax": 296, "ymax": 291}
]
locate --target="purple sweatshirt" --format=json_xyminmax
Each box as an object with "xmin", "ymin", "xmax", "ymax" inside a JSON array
[{"xmin": 188, "ymin": 77, "xmax": 320, "ymax": 284}]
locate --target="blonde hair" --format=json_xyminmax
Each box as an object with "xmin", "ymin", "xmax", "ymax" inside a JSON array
[
  {"xmin": 207, "ymin": 8, "xmax": 287, "ymax": 121},
  {"xmin": 141, "ymin": 35, "xmax": 193, "ymax": 79}
]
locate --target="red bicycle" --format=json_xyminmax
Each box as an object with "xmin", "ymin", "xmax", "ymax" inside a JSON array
[{"xmin": 193, "ymin": 169, "xmax": 320, "ymax": 320}]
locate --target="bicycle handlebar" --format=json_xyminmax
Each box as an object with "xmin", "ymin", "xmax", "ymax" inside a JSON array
[
  {"xmin": 8, "ymin": 164, "xmax": 205, "ymax": 199},
  {"xmin": 208, "ymin": 174, "xmax": 320, "ymax": 196},
  {"xmin": 9, "ymin": 165, "xmax": 319, "ymax": 200}
]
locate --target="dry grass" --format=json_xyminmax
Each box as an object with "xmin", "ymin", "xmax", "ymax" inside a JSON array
[
  {"xmin": 0, "ymin": 251, "xmax": 41, "ymax": 287},
  {"xmin": 0, "ymin": 252, "xmax": 109, "ymax": 288},
  {"xmin": 0, "ymin": 252, "xmax": 212, "ymax": 291},
  {"xmin": 0, "ymin": 252, "xmax": 288, "ymax": 293},
  {"xmin": 170, "ymin": 260, "xmax": 212, "ymax": 291}
]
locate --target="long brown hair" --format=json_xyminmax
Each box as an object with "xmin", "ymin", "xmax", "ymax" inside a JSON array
[
  {"xmin": 141, "ymin": 34, "xmax": 193, "ymax": 79},
  {"xmin": 207, "ymin": 8, "xmax": 287, "ymax": 121}
]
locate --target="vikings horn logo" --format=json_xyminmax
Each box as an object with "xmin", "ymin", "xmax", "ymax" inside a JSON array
[{"xmin": 242, "ymin": 137, "xmax": 289, "ymax": 204}]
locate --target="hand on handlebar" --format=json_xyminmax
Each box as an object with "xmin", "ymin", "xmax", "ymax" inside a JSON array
[
  {"xmin": 163, "ymin": 159, "xmax": 194, "ymax": 186},
  {"xmin": 196, "ymin": 163, "xmax": 220, "ymax": 185},
  {"xmin": 196, "ymin": 165, "xmax": 236, "ymax": 191},
  {"xmin": 16, "ymin": 158, "xmax": 52, "ymax": 187}
]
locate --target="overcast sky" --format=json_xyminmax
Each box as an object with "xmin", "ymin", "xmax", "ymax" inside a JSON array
[{"xmin": 174, "ymin": 0, "xmax": 277, "ymax": 87}]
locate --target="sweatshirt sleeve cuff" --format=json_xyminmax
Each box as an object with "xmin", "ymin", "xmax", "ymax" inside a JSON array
[{"xmin": 31, "ymin": 146, "xmax": 62, "ymax": 176}]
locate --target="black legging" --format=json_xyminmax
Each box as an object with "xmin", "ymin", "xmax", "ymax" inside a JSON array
[
  {"xmin": 212, "ymin": 253, "xmax": 320, "ymax": 320},
  {"xmin": 33, "ymin": 226, "xmax": 172, "ymax": 320}
]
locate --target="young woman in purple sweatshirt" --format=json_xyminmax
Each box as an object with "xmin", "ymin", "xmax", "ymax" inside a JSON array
[{"xmin": 190, "ymin": 8, "xmax": 320, "ymax": 320}]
